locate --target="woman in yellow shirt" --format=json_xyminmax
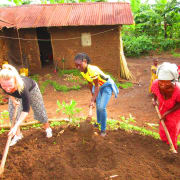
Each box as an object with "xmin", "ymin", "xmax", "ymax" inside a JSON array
[
  {"xmin": 74, "ymin": 53, "xmax": 119, "ymax": 137},
  {"xmin": 149, "ymin": 58, "xmax": 158, "ymax": 93}
]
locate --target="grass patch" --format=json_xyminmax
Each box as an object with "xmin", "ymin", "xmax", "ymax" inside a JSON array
[
  {"xmin": 40, "ymin": 80, "xmax": 81, "ymax": 94},
  {"xmin": 116, "ymin": 82, "xmax": 133, "ymax": 89},
  {"xmin": 58, "ymin": 69, "xmax": 81, "ymax": 77},
  {"xmin": 0, "ymin": 128, "xmax": 7, "ymax": 134},
  {"xmin": 29, "ymin": 74, "xmax": 40, "ymax": 82},
  {"xmin": 108, "ymin": 72, "xmax": 133, "ymax": 89},
  {"xmin": 172, "ymin": 53, "xmax": 180, "ymax": 58},
  {"xmin": 50, "ymin": 121, "xmax": 67, "ymax": 127}
]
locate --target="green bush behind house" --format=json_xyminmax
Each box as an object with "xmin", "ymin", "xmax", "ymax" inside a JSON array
[
  {"xmin": 123, "ymin": 35, "xmax": 154, "ymax": 57},
  {"xmin": 123, "ymin": 35, "xmax": 180, "ymax": 57}
]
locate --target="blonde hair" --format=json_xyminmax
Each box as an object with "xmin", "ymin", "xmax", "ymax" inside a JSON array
[{"xmin": 0, "ymin": 64, "xmax": 24, "ymax": 93}]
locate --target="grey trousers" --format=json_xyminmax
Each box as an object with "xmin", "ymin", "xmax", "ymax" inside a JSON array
[{"xmin": 8, "ymin": 83, "xmax": 48, "ymax": 124}]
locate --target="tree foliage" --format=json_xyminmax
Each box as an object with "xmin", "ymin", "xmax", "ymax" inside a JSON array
[{"xmin": 123, "ymin": 0, "xmax": 180, "ymax": 56}]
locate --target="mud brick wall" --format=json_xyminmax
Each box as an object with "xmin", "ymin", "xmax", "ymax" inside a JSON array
[
  {"xmin": 49, "ymin": 25, "xmax": 120, "ymax": 77},
  {"xmin": 0, "ymin": 28, "xmax": 41, "ymax": 74},
  {"xmin": 0, "ymin": 31, "xmax": 8, "ymax": 65},
  {"xmin": 19, "ymin": 28, "xmax": 41, "ymax": 74}
]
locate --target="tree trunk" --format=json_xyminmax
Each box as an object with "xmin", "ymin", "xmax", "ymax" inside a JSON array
[{"xmin": 164, "ymin": 16, "xmax": 168, "ymax": 39}]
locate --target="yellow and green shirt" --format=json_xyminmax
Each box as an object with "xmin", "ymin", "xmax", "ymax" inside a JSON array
[{"xmin": 81, "ymin": 65, "xmax": 109, "ymax": 86}]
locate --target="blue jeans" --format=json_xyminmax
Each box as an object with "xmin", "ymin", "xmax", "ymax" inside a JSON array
[{"xmin": 96, "ymin": 85, "xmax": 112, "ymax": 132}]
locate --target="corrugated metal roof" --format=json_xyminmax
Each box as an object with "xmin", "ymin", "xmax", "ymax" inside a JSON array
[
  {"xmin": 0, "ymin": 17, "xmax": 15, "ymax": 29},
  {"xmin": 0, "ymin": 2, "xmax": 134, "ymax": 29}
]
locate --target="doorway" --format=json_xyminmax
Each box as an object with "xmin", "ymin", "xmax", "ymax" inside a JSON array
[{"xmin": 36, "ymin": 27, "xmax": 53, "ymax": 67}]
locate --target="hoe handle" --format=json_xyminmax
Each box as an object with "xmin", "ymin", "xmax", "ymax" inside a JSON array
[
  {"xmin": 155, "ymin": 105, "xmax": 177, "ymax": 153},
  {"xmin": 86, "ymin": 105, "xmax": 93, "ymax": 122},
  {"xmin": 0, "ymin": 105, "xmax": 18, "ymax": 175},
  {"xmin": 88, "ymin": 105, "xmax": 93, "ymax": 117},
  {"xmin": 0, "ymin": 134, "xmax": 13, "ymax": 175}
]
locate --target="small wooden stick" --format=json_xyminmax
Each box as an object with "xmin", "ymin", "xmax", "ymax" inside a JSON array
[
  {"xmin": 0, "ymin": 105, "xmax": 18, "ymax": 176},
  {"xmin": 154, "ymin": 105, "xmax": 177, "ymax": 153},
  {"xmin": 86, "ymin": 105, "xmax": 93, "ymax": 122},
  {"xmin": 0, "ymin": 134, "xmax": 13, "ymax": 176},
  {"xmin": 0, "ymin": 118, "xmax": 70, "ymax": 129}
]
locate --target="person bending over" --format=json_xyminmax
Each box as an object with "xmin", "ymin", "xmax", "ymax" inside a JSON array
[
  {"xmin": 151, "ymin": 62, "xmax": 180, "ymax": 150},
  {"xmin": 0, "ymin": 64, "xmax": 52, "ymax": 146},
  {"xmin": 74, "ymin": 53, "xmax": 119, "ymax": 137}
]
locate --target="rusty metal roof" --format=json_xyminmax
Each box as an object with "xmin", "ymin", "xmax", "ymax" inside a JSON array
[
  {"xmin": 0, "ymin": 17, "xmax": 15, "ymax": 29},
  {"xmin": 0, "ymin": 2, "xmax": 134, "ymax": 29}
]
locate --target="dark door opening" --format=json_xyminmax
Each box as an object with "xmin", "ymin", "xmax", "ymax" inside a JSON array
[{"xmin": 36, "ymin": 27, "xmax": 53, "ymax": 67}]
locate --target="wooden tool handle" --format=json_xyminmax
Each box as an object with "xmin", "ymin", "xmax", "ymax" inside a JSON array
[
  {"xmin": 155, "ymin": 105, "xmax": 177, "ymax": 153},
  {"xmin": 0, "ymin": 134, "xmax": 13, "ymax": 174},
  {"xmin": 0, "ymin": 105, "xmax": 19, "ymax": 175},
  {"xmin": 88, "ymin": 105, "xmax": 93, "ymax": 117}
]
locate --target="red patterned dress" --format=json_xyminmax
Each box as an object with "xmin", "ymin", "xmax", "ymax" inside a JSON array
[{"xmin": 151, "ymin": 80, "xmax": 180, "ymax": 149}]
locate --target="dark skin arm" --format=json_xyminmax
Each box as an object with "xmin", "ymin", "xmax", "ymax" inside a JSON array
[
  {"xmin": 152, "ymin": 94, "xmax": 158, "ymax": 106},
  {"xmin": 161, "ymin": 102, "xmax": 180, "ymax": 120},
  {"xmin": 153, "ymin": 94, "xmax": 180, "ymax": 120},
  {"xmin": 88, "ymin": 82, "xmax": 93, "ymax": 95},
  {"xmin": 89, "ymin": 78, "xmax": 99, "ymax": 107}
]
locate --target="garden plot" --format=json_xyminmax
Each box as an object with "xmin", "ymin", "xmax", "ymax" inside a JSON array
[{"xmin": 0, "ymin": 127, "xmax": 180, "ymax": 180}]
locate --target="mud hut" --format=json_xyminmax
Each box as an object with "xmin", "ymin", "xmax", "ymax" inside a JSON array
[{"xmin": 0, "ymin": 2, "xmax": 133, "ymax": 78}]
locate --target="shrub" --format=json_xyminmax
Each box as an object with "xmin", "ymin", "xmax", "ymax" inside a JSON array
[
  {"xmin": 123, "ymin": 35, "xmax": 154, "ymax": 57},
  {"xmin": 158, "ymin": 38, "xmax": 176, "ymax": 51}
]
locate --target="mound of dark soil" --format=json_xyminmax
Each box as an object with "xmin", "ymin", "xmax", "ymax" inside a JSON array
[{"xmin": 0, "ymin": 127, "xmax": 180, "ymax": 180}]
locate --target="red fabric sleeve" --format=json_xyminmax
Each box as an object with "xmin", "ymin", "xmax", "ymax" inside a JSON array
[{"xmin": 175, "ymin": 83, "xmax": 180, "ymax": 102}]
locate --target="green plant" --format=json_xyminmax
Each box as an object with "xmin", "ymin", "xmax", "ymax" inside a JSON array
[
  {"xmin": 50, "ymin": 121, "xmax": 67, "ymax": 127},
  {"xmin": 0, "ymin": 95, "xmax": 8, "ymax": 105},
  {"xmin": 56, "ymin": 100, "xmax": 82, "ymax": 124},
  {"xmin": 40, "ymin": 80, "xmax": 49, "ymax": 94},
  {"xmin": 159, "ymin": 38, "xmax": 176, "ymax": 51},
  {"xmin": 21, "ymin": 127, "xmax": 30, "ymax": 130},
  {"xmin": 78, "ymin": 79, "xmax": 88, "ymax": 85},
  {"xmin": 32, "ymin": 123, "xmax": 41, "ymax": 128},
  {"xmin": 105, "ymin": 117, "xmax": 160, "ymax": 140},
  {"xmin": 0, "ymin": 110, "xmax": 9, "ymax": 134},
  {"xmin": 44, "ymin": 74, "xmax": 52, "ymax": 79},
  {"xmin": 146, "ymin": 123, "xmax": 158, "ymax": 130},
  {"xmin": 58, "ymin": 69, "xmax": 81, "ymax": 77},
  {"xmin": 30, "ymin": 74, "xmax": 39, "ymax": 82},
  {"xmin": 123, "ymin": 35, "xmax": 154, "ymax": 57},
  {"xmin": 0, "ymin": 110, "xmax": 9, "ymax": 123},
  {"xmin": 172, "ymin": 52, "xmax": 180, "ymax": 58},
  {"xmin": 117, "ymin": 82, "xmax": 133, "ymax": 89},
  {"xmin": 106, "ymin": 119, "xmax": 120, "ymax": 130},
  {"xmin": 40, "ymin": 80, "xmax": 81, "ymax": 94},
  {"xmin": 120, "ymin": 114, "xmax": 136, "ymax": 124},
  {"xmin": 107, "ymin": 72, "xmax": 133, "ymax": 89}
]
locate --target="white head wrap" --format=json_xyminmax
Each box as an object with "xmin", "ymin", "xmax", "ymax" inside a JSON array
[{"xmin": 157, "ymin": 62, "xmax": 178, "ymax": 81}]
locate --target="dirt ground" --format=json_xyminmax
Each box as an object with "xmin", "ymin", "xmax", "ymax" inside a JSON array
[
  {"xmin": 1, "ymin": 127, "xmax": 180, "ymax": 180},
  {"xmin": 0, "ymin": 53, "xmax": 180, "ymax": 179}
]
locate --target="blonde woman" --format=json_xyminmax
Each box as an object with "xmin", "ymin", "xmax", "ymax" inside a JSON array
[{"xmin": 0, "ymin": 64, "xmax": 52, "ymax": 146}]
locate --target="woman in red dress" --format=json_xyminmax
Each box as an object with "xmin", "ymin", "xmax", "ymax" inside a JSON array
[{"xmin": 151, "ymin": 62, "xmax": 180, "ymax": 150}]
